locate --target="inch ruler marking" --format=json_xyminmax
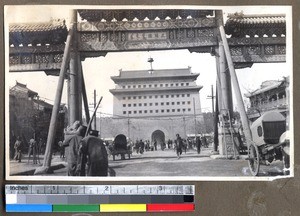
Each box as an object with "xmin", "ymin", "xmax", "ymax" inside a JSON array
[
  {"xmin": 6, "ymin": 185, "xmax": 194, "ymax": 195},
  {"xmin": 6, "ymin": 185, "xmax": 195, "ymax": 213}
]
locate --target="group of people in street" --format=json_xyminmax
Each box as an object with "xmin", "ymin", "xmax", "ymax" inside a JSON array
[
  {"xmin": 13, "ymin": 136, "xmax": 22, "ymax": 162},
  {"xmin": 175, "ymin": 134, "xmax": 206, "ymax": 158},
  {"xmin": 63, "ymin": 121, "xmax": 108, "ymax": 177},
  {"xmin": 128, "ymin": 134, "xmax": 209, "ymax": 159},
  {"xmin": 13, "ymin": 136, "xmax": 45, "ymax": 164},
  {"xmin": 133, "ymin": 139, "xmax": 170, "ymax": 154}
]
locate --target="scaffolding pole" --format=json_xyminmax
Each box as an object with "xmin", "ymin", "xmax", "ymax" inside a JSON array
[{"xmin": 219, "ymin": 25, "xmax": 252, "ymax": 146}]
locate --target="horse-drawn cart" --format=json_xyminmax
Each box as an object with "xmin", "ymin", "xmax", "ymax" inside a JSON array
[{"xmin": 248, "ymin": 111, "xmax": 290, "ymax": 176}]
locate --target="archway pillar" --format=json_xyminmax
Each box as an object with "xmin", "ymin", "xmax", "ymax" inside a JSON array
[
  {"xmin": 68, "ymin": 9, "xmax": 82, "ymax": 126},
  {"xmin": 215, "ymin": 10, "xmax": 234, "ymax": 156}
]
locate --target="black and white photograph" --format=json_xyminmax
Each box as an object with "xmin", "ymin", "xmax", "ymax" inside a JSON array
[{"xmin": 5, "ymin": 5, "xmax": 293, "ymax": 180}]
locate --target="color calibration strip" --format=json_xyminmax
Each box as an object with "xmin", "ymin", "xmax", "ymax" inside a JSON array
[{"xmin": 6, "ymin": 185, "xmax": 195, "ymax": 213}]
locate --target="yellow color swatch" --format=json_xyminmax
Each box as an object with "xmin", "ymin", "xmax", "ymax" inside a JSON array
[{"xmin": 100, "ymin": 204, "xmax": 147, "ymax": 212}]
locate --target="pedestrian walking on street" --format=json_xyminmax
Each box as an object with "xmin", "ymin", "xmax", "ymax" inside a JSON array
[
  {"xmin": 135, "ymin": 140, "xmax": 140, "ymax": 154},
  {"xmin": 145, "ymin": 140, "xmax": 150, "ymax": 151},
  {"xmin": 153, "ymin": 139, "xmax": 157, "ymax": 151},
  {"xmin": 202, "ymin": 136, "xmax": 208, "ymax": 148},
  {"xmin": 196, "ymin": 136, "xmax": 202, "ymax": 154},
  {"xmin": 28, "ymin": 138, "xmax": 37, "ymax": 164},
  {"xmin": 175, "ymin": 134, "xmax": 183, "ymax": 159},
  {"xmin": 183, "ymin": 139, "xmax": 187, "ymax": 154},
  {"xmin": 139, "ymin": 139, "xmax": 145, "ymax": 154},
  {"xmin": 36, "ymin": 138, "xmax": 43, "ymax": 164},
  {"xmin": 13, "ymin": 136, "xmax": 22, "ymax": 163},
  {"xmin": 167, "ymin": 139, "xmax": 172, "ymax": 149},
  {"xmin": 58, "ymin": 141, "xmax": 65, "ymax": 158}
]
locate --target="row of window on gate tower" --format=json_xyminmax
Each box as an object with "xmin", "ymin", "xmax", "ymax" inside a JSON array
[
  {"xmin": 123, "ymin": 107, "xmax": 192, "ymax": 115},
  {"xmin": 122, "ymin": 94, "xmax": 191, "ymax": 100},
  {"xmin": 123, "ymin": 100, "xmax": 192, "ymax": 107},
  {"xmin": 121, "ymin": 82, "xmax": 190, "ymax": 89}
]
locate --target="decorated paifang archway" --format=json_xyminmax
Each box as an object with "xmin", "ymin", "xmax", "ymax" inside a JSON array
[
  {"xmin": 8, "ymin": 8, "xmax": 286, "ymax": 173},
  {"xmin": 151, "ymin": 130, "xmax": 165, "ymax": 148}
]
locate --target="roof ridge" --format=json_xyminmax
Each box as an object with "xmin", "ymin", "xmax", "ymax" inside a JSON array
[{"xmin": 120, "ymin": 67, "xmax": 191, "ymax": 72}]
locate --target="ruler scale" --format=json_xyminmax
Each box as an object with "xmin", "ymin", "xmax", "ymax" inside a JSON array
[{"xmin": 6, "ymin": 185, "xmax": 195, "ymax": 213}]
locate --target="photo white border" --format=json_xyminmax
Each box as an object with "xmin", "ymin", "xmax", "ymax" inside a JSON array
[{"xmin": 5, "ymin": 4, "xmax": 294, "ymax": 181}]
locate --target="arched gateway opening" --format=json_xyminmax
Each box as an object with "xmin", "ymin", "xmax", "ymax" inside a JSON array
[
  {"xmin": 152, "ymin": 130, "xmax": 165, "ymax": 147},
  {"xmin": 114, "ymin": 134, "xmax": 127, "ymax": 149}
]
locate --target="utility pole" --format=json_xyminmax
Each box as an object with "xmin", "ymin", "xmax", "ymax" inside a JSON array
[
  {"xmin": 183, "ymin": 111, "xmax": 187, "ymax": 139},
  {"xmin": 93, "ymin": 89, "xmax": 97, "ymax": 130},
  {"xmin": 99, "ymin": 112, "xmax": 101, "ymax": 138},
  {"xmin": 193, "ymin": 98, "xmax": 197, "ymax": 139},
  {"xmin": 207, "ymin": 85, "xmax": 215, "ymax": 115},
  {"xmin": 127, "ymin": 114, "xmax": 130, "ymax": 139}
]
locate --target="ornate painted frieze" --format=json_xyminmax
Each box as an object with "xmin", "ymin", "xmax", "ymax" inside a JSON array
[
  {"xmin": 9, "ymin": 44, "xmax": 65, "ymax": 54},
  {"xmin": 53, "ymin": 54, "xmax": 64, "ymax": 63},
  {"xmin": 277, "ymin": 45, "xmax": 286, "ymax": 54},
  {"xmin": 10, "ymin": 52, "xmax": 63, "ymax": 68},
  {"xmin": 10, "ymin": 63, "xmax": 62, "ymax": 72},
  {"xmin": 22, "ymin": 55, "xmax": 32, "ymax": 64},
  {"xmin": 227, "ymin": 37, "xmax": 285, "ymax": 46},
  {"xmin": 246, "ymin": 46, "xmax": 261, "ymax": 55},
  {"xmin": 231, "ymin": 55, "xmax": 285, "ymax": 63},
  {"xmin": 264, "ymin": 46, "xmax": 275, "ymax": 55},
  {"xmin": 78, "ymin": 29, "xmax": 217, "ymax": 52},
  {"xmin": 9, "ymin": 56, "xmax": 20, "ymax": 65},
  {"xmin": 77, "ymin": 17, "xmax": 216, "ymax": 32},
  {"xmin": 35, "ymin": 54, "xmax": 50, "ymax": 64},
  {"xmin": 230, "ymin": 47, "xmax": 243, "ymax": 56},
  {"xmin": 78, "ymin": 9, "xmax": 214, "ymax": 22}
]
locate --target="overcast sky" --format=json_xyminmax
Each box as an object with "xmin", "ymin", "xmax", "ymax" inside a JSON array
[{"xmin": 5, "ymin": 5, "xmax": 292, "ymax": 116}]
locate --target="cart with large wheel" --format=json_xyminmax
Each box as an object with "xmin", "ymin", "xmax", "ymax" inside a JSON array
[
  {"xmin": 247, "ymin": 111, "xmax": 290, "ymax": 176},
  {"xmin": 110, "ymin": 134, "xmax": 132, "ymax": 161}
]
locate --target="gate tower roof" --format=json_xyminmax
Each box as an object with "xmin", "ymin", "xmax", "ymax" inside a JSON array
[{"xmin": 111, "ymin": 68, "xmax": 200, "ymax": 82}]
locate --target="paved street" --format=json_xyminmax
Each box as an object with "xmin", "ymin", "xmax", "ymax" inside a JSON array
[
  {"xmin": 109, "ymin": 147, "xmax": 247, "ymax": 177},
  {"xmin": 108, "ymin": 147, "xmax": 285, "ymax": 177},
  {"xmin": 10, "ymin": 146, "xmax": 286, "ymax": 177}
]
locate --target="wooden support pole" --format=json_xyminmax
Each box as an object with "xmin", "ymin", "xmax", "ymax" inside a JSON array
[
  {"xmin": 34, "ymin": 24, "xmax": 75, "ymax": 174},
  {"xmin": 93, "ymin": 89, "xmax": 97, "ymax": 130},
  {"xmin": 219, "ymin": 25, "xmax": 252, "ymax": 146},
  {"xmin": 77, "ymin": 54, "xmax": 83, "ymax": 122},
  {"xmin": 214, "ymin": 86, "xmax": 219, "ymax": 152},
  {"xmin": 80, "ymin": 63, "xmax": 90, "ymax": 124},
  {"xmin": 69, "ymin": 10, "xmax": 80, "ymax": 125},
  {"xmin": 218, "ymin": 44, "xmax": 232, "ymax": 113}
]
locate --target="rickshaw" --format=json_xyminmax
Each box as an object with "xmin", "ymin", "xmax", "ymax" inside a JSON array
[
  {"xmin": 248, "ymin": 111, "xmax": 290, "ymax": 176},
  {"xmin": 109, "ymin": 134, "xmax": 132, "ymax": 161}
]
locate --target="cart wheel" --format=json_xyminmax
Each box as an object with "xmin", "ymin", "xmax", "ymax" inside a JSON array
[{"xmin": 248, "ymin": 143, "xmax": 260, "ymax": 176}]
